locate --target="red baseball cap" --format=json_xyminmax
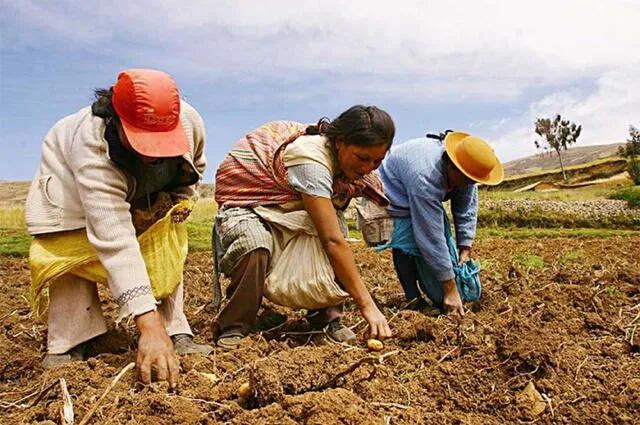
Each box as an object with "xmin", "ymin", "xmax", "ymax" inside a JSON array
[{"xmin": 112, "ymin": 69, "xmax": 189, "ymax": 158}]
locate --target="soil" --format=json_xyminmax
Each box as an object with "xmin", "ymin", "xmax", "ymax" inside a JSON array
[{"xmin": 1, "ymin": 237, "xmax": 639, "ymax": 424}]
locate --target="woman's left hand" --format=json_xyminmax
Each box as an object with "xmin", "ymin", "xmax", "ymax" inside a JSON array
[{"xmin": 458, "ymin": 246, "xmax": 472, "ymax": 266}]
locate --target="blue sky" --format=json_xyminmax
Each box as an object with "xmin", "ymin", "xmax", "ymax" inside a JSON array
[{"xmin": 1, "ymin": 0, "xmax": 639, "ymax": 182}]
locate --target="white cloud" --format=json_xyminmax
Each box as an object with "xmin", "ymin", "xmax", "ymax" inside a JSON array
[
  {"xmin": 490, "ymin": 64, "xmax": 640, "ymax": 162},
  {"xmin": 4, "ymin": 0, "xmax": 639, "ymax": 82},
  {"xmin": 2, "ymin": 0, "xmax": 639, "ymax": 165}
]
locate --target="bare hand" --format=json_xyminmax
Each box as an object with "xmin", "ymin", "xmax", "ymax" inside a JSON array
[
  {"xmin": 442, "ymin": 280, "xmax": 465, "ymax": 316},
  {"xmin": 458, "ymin": 246, "xmax": 472, "ymax": 266},
  {"xmin": 135, "ymin": 311, "xmax": 180, "ymax": 390},
  {"xmin": 360, "ymin": 303, "xmax": 392, "ymax": 340}
]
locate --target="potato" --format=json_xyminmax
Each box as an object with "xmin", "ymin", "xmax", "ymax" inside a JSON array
[
  {"xmin": 367, "ymin": 338, "xmax": 384, "ymax": 351},
  {"xmin": 238, "ymin": 382, "xmax": 251, "ymax": 398}
]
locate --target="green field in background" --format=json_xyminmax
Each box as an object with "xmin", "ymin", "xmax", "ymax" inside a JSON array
[{"xmin": 1, "ymin": 187, "xmax": 638, "ymax": 257}]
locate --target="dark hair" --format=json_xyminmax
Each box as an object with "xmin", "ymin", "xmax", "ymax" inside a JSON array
[
  {"xmin": 306, "ymin": 105, "xmax": 395, "ymax": 148},
  {"xmin": 91, "ymin": 87, "xmax": 118, "ymax": 119}
]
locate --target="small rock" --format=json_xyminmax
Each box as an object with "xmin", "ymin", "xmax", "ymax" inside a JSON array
[{"xmin": 516, "ymin": 381, "xmax": 546, "ymax": 417}]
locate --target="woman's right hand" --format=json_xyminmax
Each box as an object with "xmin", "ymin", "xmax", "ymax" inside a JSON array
[
  {"xmin": 442, "ymin": 280, "xmax": 465, "ymax": 316},
  {"xmin": 360, "ymin": 303, "xmax": 392, "ymax": 340},
  {"xmin": 135, "ymin": 311, "xmax": 180, "ymax": 390},
  {"xmin": 301, "ymin": 195, "xmax": 392, "ymax": 340}
]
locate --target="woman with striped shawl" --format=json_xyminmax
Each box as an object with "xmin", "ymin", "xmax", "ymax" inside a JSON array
[{"xmin": 213, "ymin": 105, "xmax": 395, "ymax": 350}]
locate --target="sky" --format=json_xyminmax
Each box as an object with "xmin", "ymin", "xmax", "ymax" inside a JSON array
[{"xmin": 1, "ymin": 0, "xmax": 639, "ymax": 182}]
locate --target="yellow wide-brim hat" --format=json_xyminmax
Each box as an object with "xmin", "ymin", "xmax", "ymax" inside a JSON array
[{"xmin": 444, "ymin": 132, "xmax": 504, "ymax": 186}]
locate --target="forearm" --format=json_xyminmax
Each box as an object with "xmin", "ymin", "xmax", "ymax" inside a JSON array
[
  {"xmin": 75, "ymin": 167, "xmax": 156, "ymax": 318},
  {"xmin": 322, "ymin": 237, "xmax": 376, "ymax": 309},
  {"xmin": 408, "ymin": 194, "xmax": 455, "ymax": 281},
  {"xmin": 441, "ymin": 279, "xmax": 458, "ymax": 292},
  {"xmin": 68, "ymin": 125, "xmax": 159, "ymax": 321},
  {"xmin": 83, "ymin": 200, "xmax": 157, "ymax": 319},
  {"xmin": 134, "ymin": 310, "xmax": 164, "ymax": 333},
  {"xmin": 301, "ymin": 194, "xmax": 378, "ymax": 310},
  {"xmin": 452, "ymin": 185, "xmax": 478, "ymax": 247}
]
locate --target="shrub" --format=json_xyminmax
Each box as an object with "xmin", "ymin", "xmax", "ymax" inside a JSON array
[
  {"xmin": 610, "ymin": 186, "xmax": 640, "ymax": 209},
  {"xmin": 626, "ymin": 159, "xmax": 640, "ymax": 185}
]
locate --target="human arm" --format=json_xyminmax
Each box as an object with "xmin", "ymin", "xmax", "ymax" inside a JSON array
[
  {"xmin": 457, "ymin": 246, "xmax": 472, "ymax": 266},
  {"xmin": 68, "ymin": 123, "xmax": 178, "ymax": 385},
  {"xmin": 407, "ymin": 185, "xmax": 463, "ymax": 315},
  {"xmin": 135, "ymin": 311, "xmax": 180, "ymax": 389},
  {"xmin": 302, "ymin": 194, "xmax": 392, "ymax": 339},
  {"xmin": 450, "ymin": 183, "xmax": 478, "ymax": 264}
]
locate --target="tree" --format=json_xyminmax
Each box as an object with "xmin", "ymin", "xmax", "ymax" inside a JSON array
[
  {"xmin": 533, "ymin": 114, "xmax": 582, "ymax": 182},
  {"xmin": 618, "ymin": 125, "xmax": 640, "ymax": 185}
]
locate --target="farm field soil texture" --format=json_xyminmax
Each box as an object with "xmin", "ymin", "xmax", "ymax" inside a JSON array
[{"xmin": 1, "ymin": 238, "xmax": 639, "ymax": 424}]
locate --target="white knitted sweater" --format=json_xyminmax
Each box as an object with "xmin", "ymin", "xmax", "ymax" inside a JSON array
[{"xmin": 25, "ymin": 101, "xmax": 207, "ymax": 319}]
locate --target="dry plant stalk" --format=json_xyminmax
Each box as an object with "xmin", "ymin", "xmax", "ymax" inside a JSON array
[
  {"xmin": 313, "ymin": 351, "xmax": 399, "ymax": 391},
  {"xmin": 78, "ymin": 362, "xmax": 135, "ymax": 425},
  {"xmin": 59, "ymin": 378, "xmax": 74, "ymax": 425}
]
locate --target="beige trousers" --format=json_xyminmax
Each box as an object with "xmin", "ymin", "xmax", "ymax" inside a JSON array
[{"xmin": 47, "ymin": 274, "xmax": 191, "ymax": 354}]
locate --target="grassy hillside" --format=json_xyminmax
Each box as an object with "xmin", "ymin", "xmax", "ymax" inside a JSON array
[
  {"xmin": 0, "ymin": 181, "xmax": 30, "ymax": 206},
  {"xmin": 492, "ymin": 157, "xmax": 629, "ymax": 190},
  {"xmin": 502, "ymin": 143, "xmax": 625, "ymax": 177}
]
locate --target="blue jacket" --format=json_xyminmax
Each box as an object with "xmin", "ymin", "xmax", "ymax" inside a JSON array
[{"xmin": 378, "ymin": 138, "xmax": 478, "ymax": 281}]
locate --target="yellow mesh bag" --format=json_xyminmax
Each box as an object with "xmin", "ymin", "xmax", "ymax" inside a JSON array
[{"xmin": 29, "ymin": 199, "xmax": 192, "ymax": 320}]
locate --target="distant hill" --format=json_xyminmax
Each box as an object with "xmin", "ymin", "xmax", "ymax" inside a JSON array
[
  {"xmin": 503, "ymin": 143, "xmax": 625, "ymax": 177},
  {"xmin": 200, "ymin": 183, "xmax": 215, "ymax": 198},
  {"xmin": 0, "ymin": 180, "xmax": 215, "ymax": 206},
  {"xmin": 0, "ymin": 181, "xmax": 30, "ymax": 205}
]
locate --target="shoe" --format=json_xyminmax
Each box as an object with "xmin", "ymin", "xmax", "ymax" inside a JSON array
[
  {"xmin": 414, "ymin": 297, "xmax": 430, "ymax": 311},
  {"xmin": 171, "ymin": 334, "xmax": 213, "ymax": 356},
  {"xmin": 215, "ymin": 331, "xmax": 245, "ymax": 351},
  {"xmin": 411, "ymin": 297, "xmax": 441, "ymax": 316},
  {"xmin": 42, "ymin": 344, "xmax": 85, "ymax": 369},
  {"xmin": 324, "ymin": 319, "xmax": 357, "ymax": 343}
]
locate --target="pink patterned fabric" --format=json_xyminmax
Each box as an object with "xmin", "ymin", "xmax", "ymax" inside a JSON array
[{"xmin": 215, "ymin": 121, "xmax": 389, "ymax": 209}]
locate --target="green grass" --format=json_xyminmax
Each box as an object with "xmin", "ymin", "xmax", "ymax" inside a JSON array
[
  {"xmin": 605, "ymin": 286, "xmax": 622, "ymax": 297},
  {"xmin": 189, "ymin": 198, "xmax": 217, "ymax": 223},
  {"xmin": 610, "ymin": 185, "xmax": 640, "ymax": 208},
  {"xmin": 0, "ymin": 228, "xmax": 31, "ymax": 256},
  {"xmin": 557, "ymin": 249, "xmax": 585, "ymax": 265},
  {"xmin": 478, "ymin": 258, "xmax": 499, "ymax": 272},
  {"xmin": 186, "ymin": 198, "xmax": 216, "ymax": 251},
  {"xmin": 511, "ymin": 252, "xmax": 545, "ymax": 271},
  {"xmin": 187, "ymin": 221, "xmax": 213, "ymax": 251},
  {"xmin": 2, "ymin": 194, "xmax": 640, "ymax": 258},
  {"xmin": 0, "ymin": 201, "xmax": 219, "ymax": 257},
  {"xmin": 0, "ymin": 207, "xmax": 26, "ymax": 229},
  {"xmin": 476, "ymin": 227, "xmax": 640, "ymax": 239}
]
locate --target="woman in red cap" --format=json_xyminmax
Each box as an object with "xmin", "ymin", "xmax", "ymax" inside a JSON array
[
  {"xmin": 212, "ymin": 106, "xmax": 395, "ymax": 350},
  {"xmin": 25, "ymin": 69, "xmax": 210, "ymax": 389}
]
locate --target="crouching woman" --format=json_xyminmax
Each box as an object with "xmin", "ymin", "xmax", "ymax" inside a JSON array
[
  {"xmin": 26, "ymin": 69, "xmax": 212, "ymax": 388},
  {"xmin": 212, "ymin": 106, "xmax": 395, "ymax": 350}
]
